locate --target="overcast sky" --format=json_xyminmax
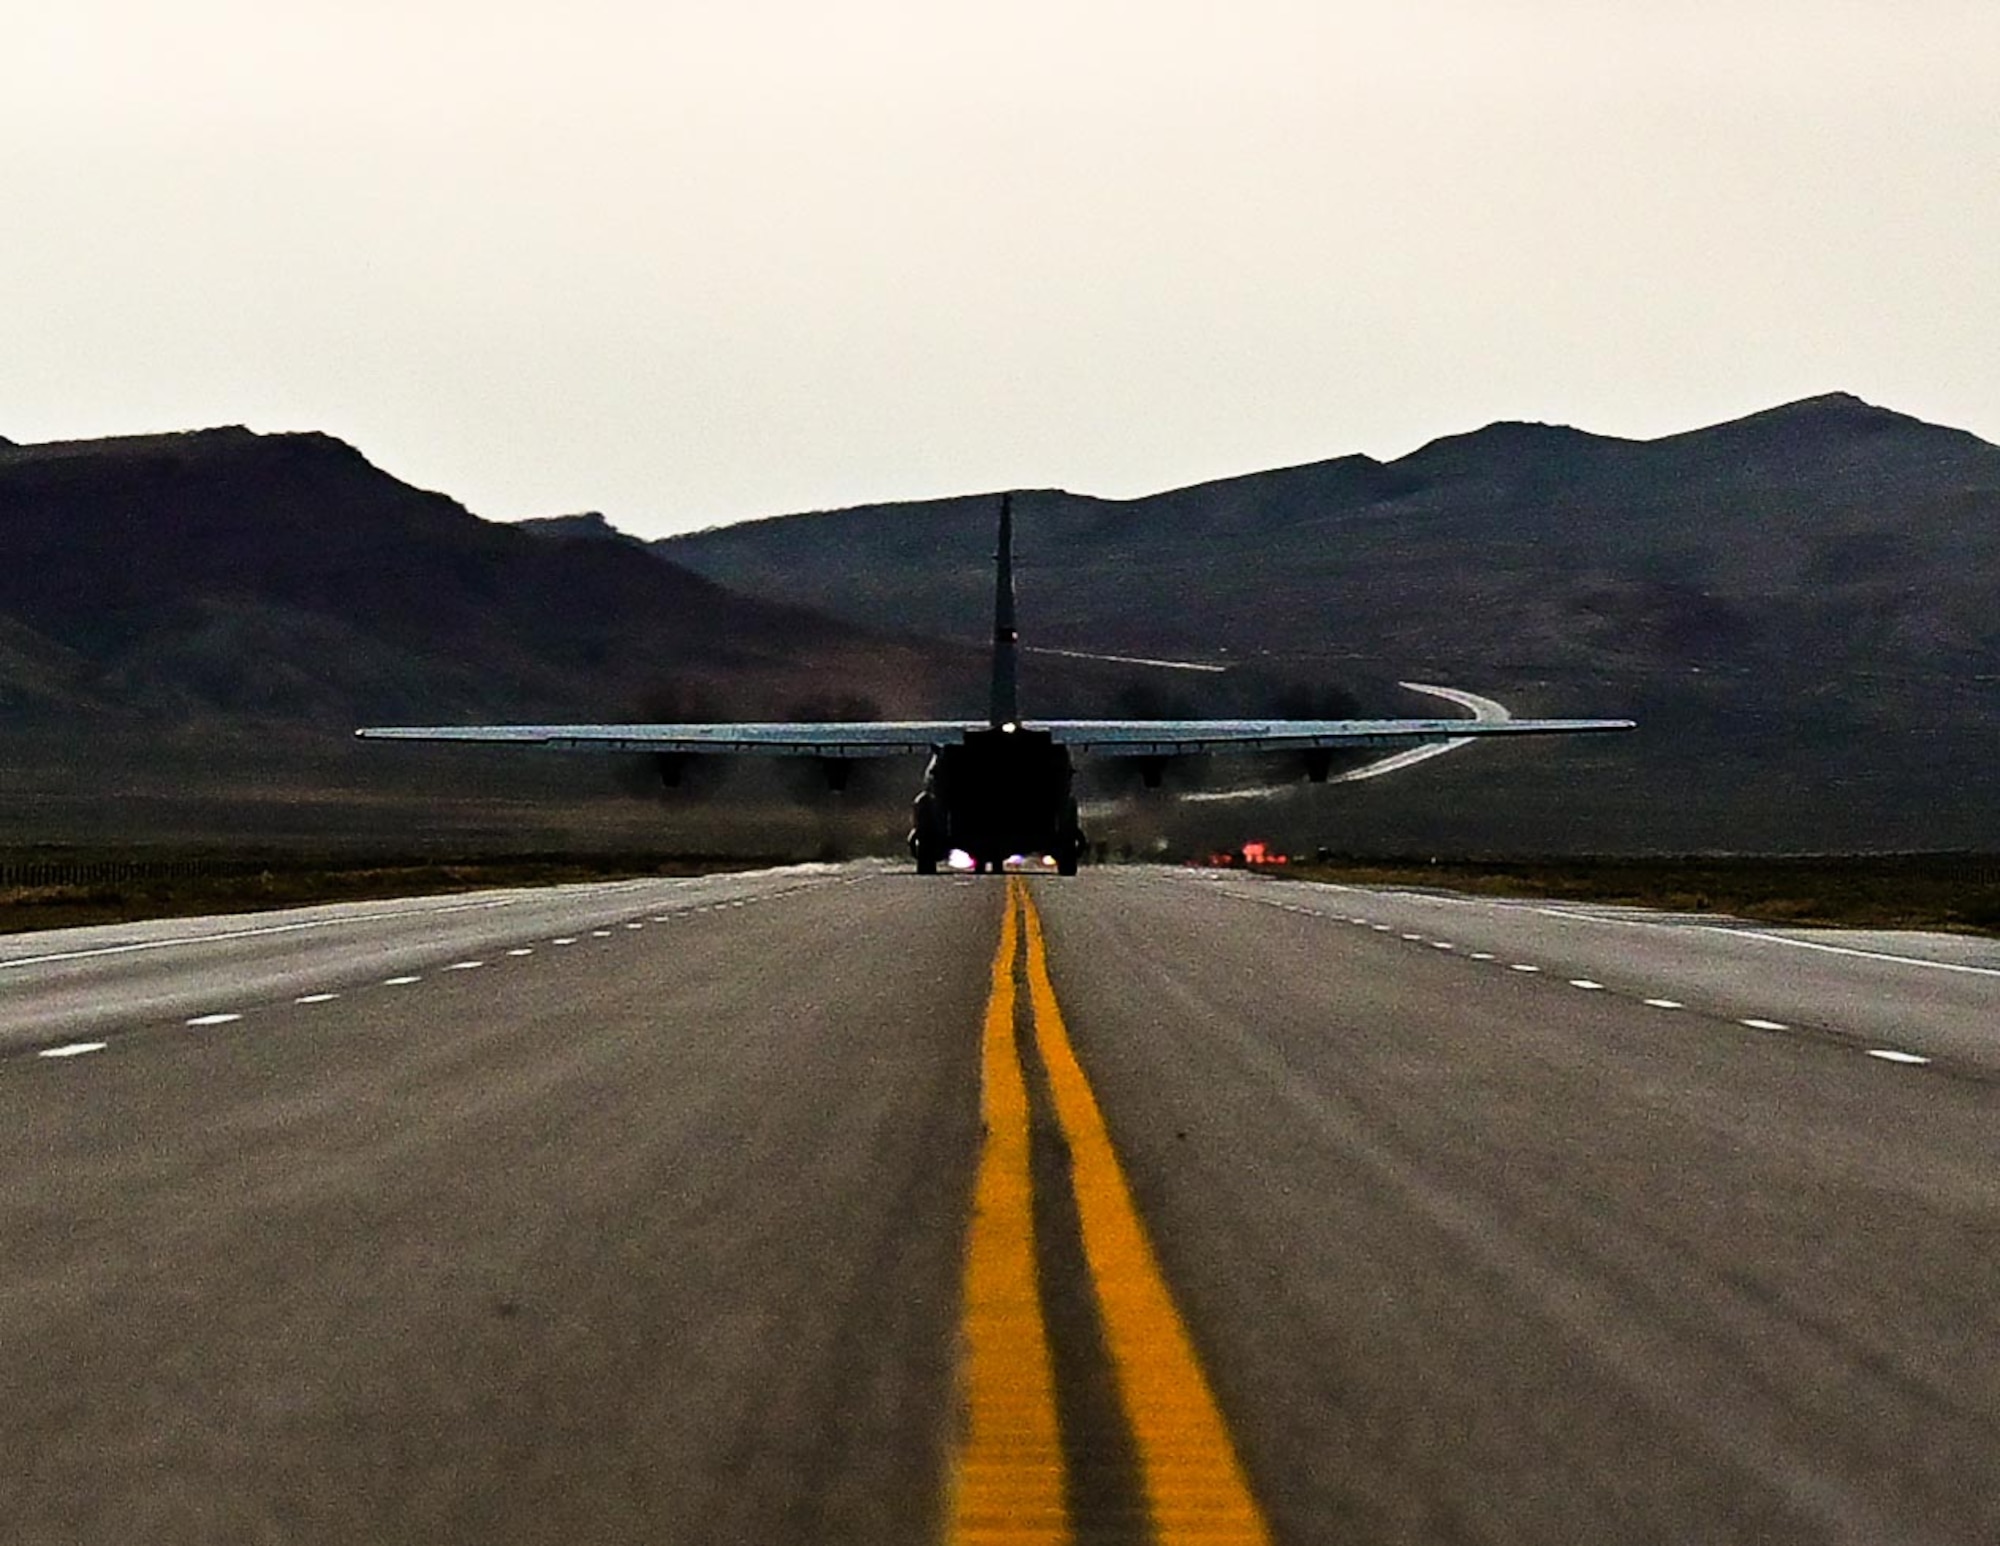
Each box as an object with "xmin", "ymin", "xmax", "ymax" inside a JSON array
[{"xmin": 6, "ymin": 1, "xmax": 1996, "ymax": 535}]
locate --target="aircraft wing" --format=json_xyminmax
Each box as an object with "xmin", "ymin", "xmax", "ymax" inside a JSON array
[
  {"xmin": 358, "ymin": 715, "xmax": 1631, "ymax": 760},
  {"xmin": 353, "ymin": 722, "xmax": 979, "ymax": 757},
  {"xmin": 1039, "ymin": 717, "xmax": 1635, "ymax": 757}
]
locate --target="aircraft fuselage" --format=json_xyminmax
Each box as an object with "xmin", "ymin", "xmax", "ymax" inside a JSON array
[{"xmin": 909, "ymin": 725, "xmax": 1083, "ymax": 874}]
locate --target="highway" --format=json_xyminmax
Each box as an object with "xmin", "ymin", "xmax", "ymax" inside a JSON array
[{"xmin": 4, "ymin": 863, "xmax": 1998, "ymax": 1544}]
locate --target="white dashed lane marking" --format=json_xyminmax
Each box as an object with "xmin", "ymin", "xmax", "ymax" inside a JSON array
[
  {"xmin": 3, "ymin": 880, "xmax": 843, "ymax": 1065},
  {"xmin": 1213, "ymin": 887, "xmax": 1955, "ymax": 1081}
]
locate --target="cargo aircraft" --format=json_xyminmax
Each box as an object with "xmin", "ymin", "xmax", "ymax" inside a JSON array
[{"xmin": 358, "ymin": 495, "xmax": 1633, "ymax": 873}]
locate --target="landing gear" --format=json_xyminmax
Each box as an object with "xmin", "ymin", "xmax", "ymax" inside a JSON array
[
  {"xmin": 907, "ymin": 740, "xmax": 1086, "ymax": 876},
  {"xmin": 909, "ymin": 789, "xmax": 946, "ymax": 876},
  {"xmin": 1054, "ymin": 798, "xmax": 1084, "ymax": 876}
]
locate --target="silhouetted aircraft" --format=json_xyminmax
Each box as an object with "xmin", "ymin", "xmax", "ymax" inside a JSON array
[{"xmin": 358, "ymin": 495, "xmax": 1632, "ymax": 873}]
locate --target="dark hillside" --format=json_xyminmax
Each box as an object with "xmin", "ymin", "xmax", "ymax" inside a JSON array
[
  {"xmin": 0, "ymin": 428, "xmax": 983, "ymax": 848},
  {"xmin": 10, "ymin": 402, "xmax": 1994, "ymax": 855},
  {"xmin": 0, "ymin": 427, "xmax": 972, "ymax": 724},
  {"xmin": 657, "ymin": 395, "xmax": 2000, "ymax": 850}
]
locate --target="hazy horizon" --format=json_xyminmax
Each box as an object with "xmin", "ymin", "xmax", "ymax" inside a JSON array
[{"xmin": 8, "ymin": 1, "xmax": 1995, "ymax": 536}]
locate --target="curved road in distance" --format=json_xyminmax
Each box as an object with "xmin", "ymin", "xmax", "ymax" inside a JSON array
[{"xmin": 3, "ymin": 863, "xmax": 1997, "ymax": 1544}]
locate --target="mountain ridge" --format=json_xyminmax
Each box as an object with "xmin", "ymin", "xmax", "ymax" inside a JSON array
[
  {"xmin": 649, "ymin": 392, "xmax": 1993, "ymax": 540},
  {"xmin": 650, "ymin": 393, "xmax": 2000, "ymax": 850},
  {"xmin": 0, "ymin": 425, "xmax": 976, "ymax": 725},
  {"xmin": 7, "ymin": 397, "xmax": 1997, "ymax": 851},
  {"xmin": 653, "ymin": 391, "xmax": 2000, "ymax": 644}
]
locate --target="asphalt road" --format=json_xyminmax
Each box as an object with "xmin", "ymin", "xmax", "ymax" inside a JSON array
[{"xmin": 4, "ymin": 864, "xmax": 1997, "ymax": 1544}]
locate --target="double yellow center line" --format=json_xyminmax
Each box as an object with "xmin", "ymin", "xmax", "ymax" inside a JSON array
[{"xmin": 948, "ymin": 877, "xmax": 1271, "ymax": 1544}]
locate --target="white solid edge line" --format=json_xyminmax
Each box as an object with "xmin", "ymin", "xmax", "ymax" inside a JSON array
[
  {"xmin": 39, "ymin": 1041, "xmax": 108, "ymax": 1058},
  {"xmin": 0, "ymin": 894, "xmax": 526, "ymax": 971},
  {"xmin": 1513, "ymin": 903, "xmax": 2000, "ymax": 980},
  {"xmin": 1714, "ymin": 929, "xmax": 2000, "ymax": 979}
]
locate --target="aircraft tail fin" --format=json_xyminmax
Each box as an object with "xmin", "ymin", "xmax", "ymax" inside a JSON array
[{"xmin": 989, "ymin": 492, "xmax": 1019, "ymax": 727}]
